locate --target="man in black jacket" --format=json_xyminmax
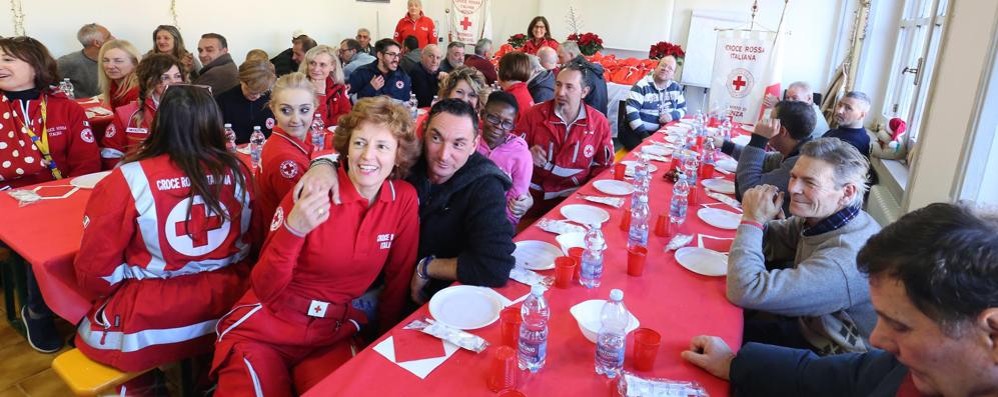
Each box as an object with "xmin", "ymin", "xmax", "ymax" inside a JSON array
[
  {"xmin": 558, "ymin": 41, "xmax": 608, "ymax": 116},
  {"xmin": 270, "ymin": 33, "xmax": 317, "ymax": 77},
  {"xmin": 297, "ymin": 99, "xmax": 516, "ymax": 303}
]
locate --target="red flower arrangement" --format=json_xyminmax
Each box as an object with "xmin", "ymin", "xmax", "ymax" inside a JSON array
[
  {"xmin": 567, "ymin": 32, "xmax": 604, "ymax": 56},
  {"xmin": 649, "ymin": 41, "xmax": 685, "ymax": 65},
  {"xmin": 507, "ymin": 34, "xmax": 527, "ymax": 49}
]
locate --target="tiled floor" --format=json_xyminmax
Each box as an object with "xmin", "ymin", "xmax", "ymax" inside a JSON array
[{"xmin": 0, "ymin": 292, "xmax": 75, "ymax": 397}]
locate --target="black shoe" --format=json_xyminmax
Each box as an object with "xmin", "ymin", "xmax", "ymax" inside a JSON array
[{"xmin": 21, "ymin": 305, "xmax": 63, "ymax": 353}]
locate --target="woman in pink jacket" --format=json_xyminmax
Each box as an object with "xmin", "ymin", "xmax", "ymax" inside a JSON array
[{"xmin": 476, "ymin": 91, "xmax": 532, "ymax": 227}]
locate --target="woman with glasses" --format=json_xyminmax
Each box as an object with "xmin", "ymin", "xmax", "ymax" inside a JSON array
[
  {"xmin": 217, "ymin": 58, "xmax": 277, "ymax": 143},
  {"xmin": 497, "ymin": 52, "xmax": 535, "ymax": 124},
  {"xmin": 0, "ymin": 36, "xmax": 101, "ymax": 353},
  {"xmin": 477, "ymin": 91, "xmax": 533, "ymax": 226},
  {"xmin": 522, "ymin": 16, "xmax": 559, "ymax": 55},
  {"xmin": 145, "ymin": 25, "xmax": 200, "ymax": 80},
  {"xmin": 100, "ymin": 53, "xmax": 185, "ymax": 169},
  {"xmin": 98, "ymin": 39, "xmax": 141, "ymax": 109},
  {"xmin": 300, "ymin": 45, "xmax": 351, "ymax": 127},
  {"xmin": 212, "ymin": 96, "xmax": 420, "ymax": 396},
  {"xmin": 74, "ymin": 85, "xmax": 252, "ymax": 394}
]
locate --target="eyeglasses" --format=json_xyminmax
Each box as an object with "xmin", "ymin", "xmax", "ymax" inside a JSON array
[
  {"xmin": 485, "ymin": 113, "xmax": 515, "ymax": 131},
  {"xmin": 165, "ymin": 83, "xmax": 213, "ymax": 95},
  {"xmin": 382, "ymin": 52, "xmax": 401, "ymax": 59}
]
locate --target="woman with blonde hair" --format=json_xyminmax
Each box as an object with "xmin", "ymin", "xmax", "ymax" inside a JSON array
[
  {"xmin": 299, "ymin": 45, "xmax": 351, "ymax": 127},
  {"xmin": 217, "ymin": 59, "xmax": 278, "ymax": 143},
  {"xmin": 98, "ymin": 39, "xmax": 141, "ymax": 109},
  {"xmin": 414, "ymin": 66, "xmax": 489, "ymax": 137},
  {"xmin": 146, "ymin": 24, "xmax": 200, "ymax": 79}
]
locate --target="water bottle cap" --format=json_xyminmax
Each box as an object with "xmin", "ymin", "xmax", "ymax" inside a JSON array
[
  {"xmin": 530, "ymin": 285, "xmax": 546, "ymax": 296},
  {"xmin": 63, "ymin": 78, "xmax": 70, "ymax": 81},
  {"xmin": 637, "ymin": 195, "xmax": 648, "ymax": 203},
  {"xmin": 253, "ymin": 126, "xmax": 261, "ymax": 130},
  {"xmin": 224, "ymin": 123, "xmax": 232, "ymax": 128},
  {"xmin": 609, "ymin": 289, "xmax": 623, "ymax": 301}
]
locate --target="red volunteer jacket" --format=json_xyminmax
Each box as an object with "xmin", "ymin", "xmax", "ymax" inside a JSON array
[
  {"xmin": 0, "ymin": 92, "xmax": 100, "ymax": 189},
  {"xmin": 505, "ymin": 82, "xmax": 534, "ymax": 125},
  {"xmin": 522, "ymin": 38, "xmax": 560, "ymax": 55},
  {"xmin": 256, "ymin": 127, "xmax": 314, "ymax": 237},
  {"xmin": 316, "ymin": 77, "xmax": 352, "ymax": 127},
  {"xmin": 74, "ymin": 155, "xmax": 253, "ymax": 370},
  {"xmin": 256, "ymin": 166, "xmax": 420, "ymax": 332},
  {"xmin": 394, "ymin": 12, "xmax": 437, "ymax": 48},
  {"xmin": 516, "ymin": 100, "xmax": 613, "ymax": 201},
  {"xmin": 107, "ymin": 81, "xmax": 139, "ymax": 111},
  {"xmin": 100, "ymin": 98, "xmax": 156, "ymax": 169}
]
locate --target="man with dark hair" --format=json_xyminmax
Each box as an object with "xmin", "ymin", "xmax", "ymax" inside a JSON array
[
  {"xmin": 195, "ymin": 32, "xmax": 238, "ymax": 93},
  {"xmin": 271, "ymin": 33, "xmax": 317, "ymax": 77},
  {"xmin": 463, "ymin": 38, "xmax": 497, "ymax": 85},
  {"xmin": 682, "ymin": 202, "xmax": 998, "ymax": 397},
  {"xmin": 400, "ymin": 35, "xmax": 422, "ymax": 73},
  {"xmin": 715, "ymin": 100, "xmax": 817, "ymax": 205},
  {"xmin": 349, "ymin": 38, "xmax": 412, "ymax": 101},
  {"xmin": 517, "ymin": 63, "xmax": 614, "ymax": 217},
  {"xmin": 408, "ymin": 44, "xmax": 443, "ymax": 107},
  {"xmin": 57, "ymin": 23, "xmax": 113, "ymax": 98},
  {"xmin": 339, "ymin": 38, "xmax": 374, "ymax": 80},
  {"xmin": 297, "ymin": 99, "xmax": 516, "ymax": 301},
  {"xmin": 439, "ymin": 41, "xmax": 465, "ymax": 73}
]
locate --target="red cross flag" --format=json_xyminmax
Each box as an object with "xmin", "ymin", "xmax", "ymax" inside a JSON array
[
  {"xmin": 707, "ymin": 29, "xmax": 784, "ymax": 124},
  {"xmin": 449, "ymin": 0, "xmax": 492, "ymax": 45}
]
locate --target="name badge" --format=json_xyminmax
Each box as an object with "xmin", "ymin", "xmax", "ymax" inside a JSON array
[{"xmin": 126, "ymin": 127, "xmax": 148, "ymax": 134}]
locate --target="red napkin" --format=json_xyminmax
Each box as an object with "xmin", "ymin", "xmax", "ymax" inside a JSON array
[
  {"xmin": 392, "ymin": 329, "xmax": 447, "ymax": 362},
  {"xmin": 33, "ymin": 185, "xmax": 77, "ymax": 198},
  {"xmin": 701, "ymin": 236, "xmax": 734, "ymax": 253}
]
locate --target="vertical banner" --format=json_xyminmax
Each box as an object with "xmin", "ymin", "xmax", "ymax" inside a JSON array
[
  {"xmin": 707, "ymin": 30, "xmax": 783, "ymax": 124},
  {"xmin": 450, "ymin": 0, "xmax": 491, "ymax": 46}
]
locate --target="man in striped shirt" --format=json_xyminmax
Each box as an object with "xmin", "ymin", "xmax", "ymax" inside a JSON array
[{"xmin": 621, "ymin": 55, "xmax": 686, "ymax": 149}]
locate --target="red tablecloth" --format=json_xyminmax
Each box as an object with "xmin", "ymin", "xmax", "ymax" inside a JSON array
[
  {"xmin": 305, "ymin": 123, "xmax": 744, "ymax": 396},
  {"xmin": 0, "ymin": 180, "xmax": 92, "ymax": 323}
]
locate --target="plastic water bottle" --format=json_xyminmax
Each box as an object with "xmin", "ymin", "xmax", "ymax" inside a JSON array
[
  {"xmin": 720, "ymin": 115, "xmax": 733, "ymax": 141},
  {"xmin": 431, "ymin": 95, "xmax": 440, "ymax": 107},
  {"xmin": 310, "ymin": 113, "xmax": 325, "ymax": 151},
  {"xmin": 627, "ymin": 195, "xmax": 649, "ymax": 250},
  {"xmin": 693, "ymin": 109, "xmax": 705, "ymax": 129},
  {"xmin": 683, "ymin": 152, "xmax": 699, "ymax": 188},
  {"xmin": 60, "ymin": 78, "xmax": 75, "ymax": 99},
  {"xmin": 670, "ymin": 172, "xmax": 690, "ymax": 226},
  {"xmin": 702, "ymin": 137, "xmax": 717, "ymax": 169},
  {"xmin": 409, "ymin": 93, "xmax": 419, "ymax": 119},
  {"xmin": 595, "ymin": 289, "xmax": 629, "ymax": 378},
  {"xmin": 249, "ymin": 126, "xmax": 266, "ymax": 171},
  {"xmin": 518, "ymin": 285, "xmax": 550, "ymax": 373},
  {"xmin": 580, "ymin": 224, "xmax": 607, "ymax": 288},
  {"xmin": 223, "ymin": 123, "xmax": 237, "ymax": 152}
]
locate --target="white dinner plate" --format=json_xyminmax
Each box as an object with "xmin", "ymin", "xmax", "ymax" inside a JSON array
[
  {"xmin": 716, "ymin": 158, "xmax": 737, "ymax": 172},
  {"xmin": 641, "ymin": 145, "xmax": 671, "ymax": 157},
  {"xmin": 428, "ymin": 285, "xmax": 503, "ymax": 330},
  {"xmin": 675, "ymin": 247, "xmax": 728, "ymax": 276},
  {"xmin": 664, "ymin": 134, "xmax": 685, "ymax": 145},
  {"xmin": 513, "ymin": 240, "xmax": 562, "ymax": 270},
  {"xmin": 70, "ymin": 171, "xmax": 112, "ymax": 189},
  {"xmin": 665, "ymin": 125, "xmax": 690, "ymax": 133},
  {"xmin": 555, "ymin": 232, "xmax": 586, "ymax": 255},
  {"xmin": 593, "ymin": 180, "xmax": 635, "ymax": 196},
  {"xmin": 560, "ymin": 204, "xmax": 610, "ymax": 226},
  {"xmin": 621, "ymin": 161, "xmax": 658, "ymax": 174},
  {"xmin": 731, "ymin": 135, "xmax": 751, "ymax": 146},
  {"xmin": 697, "ymin": 208, "xmax": 741, "ymax": 230},
  {"xmin": 702, "ymin": 178, "xmax": 736, "ymax": 194}
]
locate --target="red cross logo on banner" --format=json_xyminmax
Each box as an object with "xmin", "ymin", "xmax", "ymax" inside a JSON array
[
  {"xmin": 726, "ymin": 68, "xmax": 754, "ymax": 99},
  {"xmin": 175, "ymin": 203, "xmax": 224, "ymax": 248},
  {"xmin": 460, "ymin": 16, "xmax": 472, "ymax": 31},
  {"xmin": 732, "ymin": 75, "xmax": 748, "ymax": 92}
]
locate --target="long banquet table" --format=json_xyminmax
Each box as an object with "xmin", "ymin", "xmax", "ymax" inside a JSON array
[{"xmin": 304, "ymin": 121, "xmax": 745, "ymax": 396}]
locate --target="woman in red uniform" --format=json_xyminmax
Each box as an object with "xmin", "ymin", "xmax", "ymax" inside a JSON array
[
  {"xmin": 212, "ymin": 96, "xmax": 421, "ymax": 396},
  {"xmin": 74, "ymin": 85, "xmax": 253, "ymax": 394},
  {"xmin": 100, "ymin": 53, "xmax": 185, "ymax": 169},
  {"xmin": 393, "ymin": 0, "xmax": 437, "ymax": 49},
  {"xmin": 497, "ymin": 52, "xmax": 535, "ymax": 124},
  {"xmin": 256, "ymin": 72, "xmax": 319, "ymax": 233},
  {"xmin": 522, "ymin": 16, "xmax": 559, "ymax": 55},
  {"xmin": 98, "ymin": 39, "xmax": 140, "ymax": 109},
  {"xmin": 0, "ymin": 36, "xmax": 102, "ymax": 353},
  {"xmin": 299, "ymin": 45, "xmax": 351, "ymax": 127}
]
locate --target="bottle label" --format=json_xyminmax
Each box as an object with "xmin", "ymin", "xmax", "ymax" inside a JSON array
[
  {"xmin": 596, "ymin": 341, "xmax": 624, "ymax": 365},
  {"xmin": 518, "ymin": 339, "xmax": 547, "ymax": 362}
]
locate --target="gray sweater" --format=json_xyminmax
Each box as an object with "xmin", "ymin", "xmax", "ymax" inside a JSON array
[
  {"xmin": 727, "ymin": 211, "xmax": 881, "ymax": 354},
  {"xmin": 56, "ymin": 50, "xmax": 99, "ymax": 98}
]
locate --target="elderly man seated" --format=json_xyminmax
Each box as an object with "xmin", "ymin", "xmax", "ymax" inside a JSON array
[
  {"xmin": 558, "ymin": 41, "xmax": 609, "ymax": 116},
  {"xmin": 408, "ymin": 44, "xmax": 444, "ymax": 107},
  {"xmin": 727, "ymin": 138, "xmax": 881, "ymax": 355},
  {"xmin": 763, "ymin": 81, "xmax": 830, "ymax": 139},
  {"xmin": 620, "ymin": 55, "xmax": 686, "ymax": 150},
  {"xmin": 682, "ymin": 202, "xmax": 998, "ymax": 397},
  {"xmin": 517, "ymin": 63, "xmax": 614, "ymax": 218},
  {"xmin": 298, "ymin": 99, "xmax": 516, "ymax": 302}
]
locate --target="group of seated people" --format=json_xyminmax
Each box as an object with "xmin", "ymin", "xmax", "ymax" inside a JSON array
[{"xmin": 1, "ymin": 6, "xmax": 996, "ymax": 396}]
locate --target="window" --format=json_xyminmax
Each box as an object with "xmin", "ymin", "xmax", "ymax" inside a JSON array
[
  {"xmin": 881, "ymin": 0, "xmax": 948, "ymax": 145},
  {"xmin": 957, "ymin": 40, "xmax": 998, "ymax": 205}
]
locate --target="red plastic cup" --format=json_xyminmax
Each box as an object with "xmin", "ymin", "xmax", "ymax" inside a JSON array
[
  {"xmin": 489, "ymin": 346, "xmax": 520, "ymax": 392},
  {"xmin": 670, "ymin": 157, "xmax": 682, "ymax": 172},
  {"xmin": 568, "ymin": 247, "xmax": 585, "ymax": 281},
  {"xmin": 613, "ymin": 162, "xmax": 627, "ymax": 181},
  {"xmin": 554, "ymin": 256, "xmax": 577, "ymax": 289},
  {"xmin": 627, "ymin": 246, "xmax": 648, "ymax": 276},
  {"xmin": 699, "ymin": 163, "xmax": 715, "ymax": 180},
  {"xmin": 499, "ymin": 307, "xmax": 521, "ymax": 349},
  {"xmin": 654, "ymin": 213, "xmax": 669, "ymax": 237},
  {"xmin": 632, "ymin": 328, "xmax": 662, "ymax": 371},
  {"xmin": 688, "ymin": 185, "xmax": 699, "ymax": 206},
  {"xmin": 619, "ymin": 208, "xmax": 631, "ymax": 231}
]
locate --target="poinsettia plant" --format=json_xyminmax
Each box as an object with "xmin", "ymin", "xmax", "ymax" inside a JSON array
[
  {"xmin": 507, "ymin": 34, "xmax": 527, "ymax": 49},
  {"xmin": 567, "ymin": 32, "xmax": 604, "ymax": 56},
  {"xmin": 649, "ymin": 41, "xmax": 685, "ymax": 65}
]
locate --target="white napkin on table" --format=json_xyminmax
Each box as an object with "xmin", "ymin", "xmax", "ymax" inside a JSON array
[{"xmin": 372, "ymin": 336, "xmax": 459, "ymax": 379}]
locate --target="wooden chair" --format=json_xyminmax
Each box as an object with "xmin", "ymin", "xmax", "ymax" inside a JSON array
[{"xmin": 52, "ymin": 348, "xmax": 146, "ymax": 396}]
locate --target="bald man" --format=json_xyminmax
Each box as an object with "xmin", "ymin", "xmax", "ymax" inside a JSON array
[
  {"xmin": 537, "ymin": 46, "xmax": 558, "ymax": 71},
  {"xmin": 410, "ymin": 44, "xmax": 444, "ymax": 107}
]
